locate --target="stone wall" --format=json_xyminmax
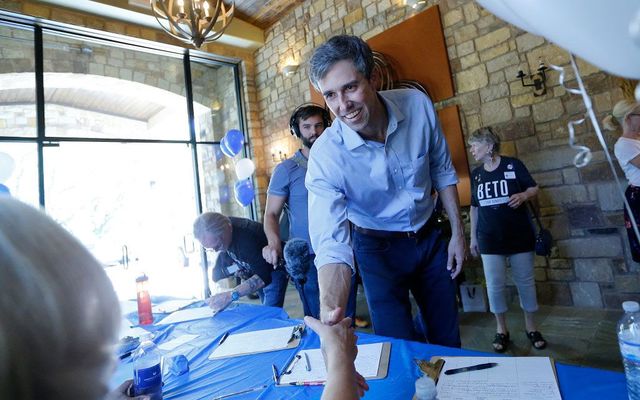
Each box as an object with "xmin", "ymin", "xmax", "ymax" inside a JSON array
[{"xmin": 253, "ymin": 0, "xmax": 636, "ymax": 308}]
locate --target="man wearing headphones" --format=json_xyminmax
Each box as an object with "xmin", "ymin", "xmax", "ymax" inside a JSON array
[{"xmin": 263, "ymin": 104, "xmax": 357, "ymax": 319}]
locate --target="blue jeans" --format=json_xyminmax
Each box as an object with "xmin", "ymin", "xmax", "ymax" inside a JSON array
[
  {"xmin": 259, "ymin": 268, "xmax": 289, "ymax": 308},
  {"xmin": 292, "ymin": 254, "xmax": 357, "ymax": 320},
  {"xmin": 353, "ymin": 227, "xmax": 461, "ymax": 347}
]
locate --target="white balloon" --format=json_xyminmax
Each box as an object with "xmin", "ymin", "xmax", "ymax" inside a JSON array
[
  {"xmin": 476, "ymin": 0, "xmax": 640, "ymax": 79},
  {"xmin": 235, "ymin": 158, "xmax": 255, "ymax": 180},
  {"xmin": 0, "ymin": 152, "xmax": 15, "ymax": 182}
]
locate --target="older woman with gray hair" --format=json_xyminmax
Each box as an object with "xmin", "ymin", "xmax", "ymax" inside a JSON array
[
  {"xmin": 0, "ymin": 196, "xmax": 148, "ymax": 400},
  {"xmin": 468, "ymin": 127, "xmax": 546, "ymax": 353},
  {"xmin": 607, "ymin": 100, "xmax": 640, "ymax": 262}
]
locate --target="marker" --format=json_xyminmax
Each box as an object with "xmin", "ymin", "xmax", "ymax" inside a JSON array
[
  {"xmin": 304, "ymin": 352, "xmax": 311, "ymax": 371},
  {"xmin": 218, "ymin": 331, "xmax": 229, "ymax": 346},
  {"xmin": 444, "ymin": 362, "xmax": 498, "ymax": 375},
  {"xmin": 272, "ymin": 364, "xmax": 279, "ymax": 384}
]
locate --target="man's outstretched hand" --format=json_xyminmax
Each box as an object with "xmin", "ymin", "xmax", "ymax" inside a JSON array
[{"xmin": 305, "ymin": 314, "xmax": 369, "ymax": 399}]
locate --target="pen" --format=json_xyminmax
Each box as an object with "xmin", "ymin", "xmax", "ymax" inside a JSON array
[
  {"xmin": 211, "ymin": 384, "xmax": 268, "ymax": 400},
  {"xmin": 272, "ymin": 364, "xmax": 279, "ymax": 385},
  {"xmin": 444, "ymin": 362, "xmax": 498, "ymax": 375},
  {"xmin": 304, "ymin": 352, "xmax": 311, "ymax": 371},
  {"xmin": 218, "ymin": 331, "xmax": 229, "ymax": 346},
  {"xmin": 288, "ymin": 380, "xmax": 325, "ymax": 386}
]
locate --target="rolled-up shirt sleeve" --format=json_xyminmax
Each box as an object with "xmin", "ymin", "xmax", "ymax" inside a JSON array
[
  {"xmin": 305, "ymin": 150, "xmax": 354, "ymax": 271},
  {"xmin": 425, "ymin": 98, "xmax": 458, "ymax": 191}
]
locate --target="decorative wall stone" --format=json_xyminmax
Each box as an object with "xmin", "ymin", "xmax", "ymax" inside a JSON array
[
  {"xmin": 570, "ymin": 282, "xmax": 603, "ymax": 308},
  {"xmin": 575, "ymin": 259, "xmax": 614, "ymax": 282}
]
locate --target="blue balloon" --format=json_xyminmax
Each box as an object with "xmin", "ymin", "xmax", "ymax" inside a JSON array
[
  {"xmin": 220, "ymin": 137, "xmax": 234, "ymax": 158},
  {"xmin": 234, "ymin": 179, "xmax": 254, "ymax": 207},
  {"xmin": 224, "ymin": 129, "xmax": 244, "ymax": 156}
]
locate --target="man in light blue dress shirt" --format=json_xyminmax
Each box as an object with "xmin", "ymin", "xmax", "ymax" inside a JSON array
[{"xmin": 306, "ymin": 35, "xmax": 465, "ymax": 346}]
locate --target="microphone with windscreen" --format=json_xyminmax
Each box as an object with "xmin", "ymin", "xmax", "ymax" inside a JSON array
[{"xmin": 283, "ymin": 238, "xmax": 311, "ymax": 284}]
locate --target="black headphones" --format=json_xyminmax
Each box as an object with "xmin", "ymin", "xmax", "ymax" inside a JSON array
[{"xmin": 289, "ymin": 103, "xmax": 332, "ymax": 138}]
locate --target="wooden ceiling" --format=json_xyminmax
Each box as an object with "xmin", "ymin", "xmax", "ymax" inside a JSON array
[{"xmin": 232, "ymin": 0, "xmax": 305, "ymax": 29}]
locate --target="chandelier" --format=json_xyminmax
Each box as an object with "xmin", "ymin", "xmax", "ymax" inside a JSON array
[{"xmin": 150, "ymin": 0, "xmax": 235, "ymax": 48}]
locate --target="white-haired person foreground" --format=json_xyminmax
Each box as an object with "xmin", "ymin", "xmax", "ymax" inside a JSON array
[{"xmin": 0, "ymin": 196, "xmax": 147, "ymax": 400}]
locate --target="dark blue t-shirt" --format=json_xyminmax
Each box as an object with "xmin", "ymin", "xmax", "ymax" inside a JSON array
[{"xmin": 470, "ymin": 156, "xmax": 536, "ymax": 254}]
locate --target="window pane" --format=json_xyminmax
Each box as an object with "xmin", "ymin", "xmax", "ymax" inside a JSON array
[
  {"xmin": 43, "ymin": 142, "xmax": 201, "ymax": 300},
  {"xmin": 191, "ymin": 60, "xmax": 242, "ymax": 143},
  {"xmin": 0, "ymin": 142, "xmax": 39, "ymax": 206},
  {"xmin": 0, "ymin": 24, "xmax": 36, "ymax": 138},
  {"xmin": 42, "ymin": 32, "xmax": 189, "ymax": 141},
  {"xmin": 197, "ymin": 144, "xmax": 251, "ymax": 218}
]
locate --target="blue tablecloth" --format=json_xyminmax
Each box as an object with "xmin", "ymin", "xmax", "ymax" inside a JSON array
[{"xmin": 112, "ymin": 303, "xmax": 628, "ymax": 399}]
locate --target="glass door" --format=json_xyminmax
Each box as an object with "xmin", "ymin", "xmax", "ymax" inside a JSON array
[{"xmin": 43, "ymin": 142, "xmax": 201, "ymax": 300}]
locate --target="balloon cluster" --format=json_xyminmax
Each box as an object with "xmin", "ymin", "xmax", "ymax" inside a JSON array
[{"xmin": 220, "ymin": 129, "xmax": 256, "ymax": 207}]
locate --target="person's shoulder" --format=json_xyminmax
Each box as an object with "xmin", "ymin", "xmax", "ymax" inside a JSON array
[
  {"xmin": 381, "ymin": 88, "xmax": 431, "ymax": 105},
  {"xmin": 311, "ymin": 122, "xmax": 343, "ymax": 154},
  {"xmin": 230, "ymin": 216, "xmax": 256, "ymax": 230},
  {"xmin": 504, "ymin": 156, "xmax": 526, "ymax": 168},
  {"xmin": 616, "ymin": 136, "xmax": 640, "ymax": 148},
  {"xmin": 274, "ymin": 158, "xmax": 297, "ymax": 174}
]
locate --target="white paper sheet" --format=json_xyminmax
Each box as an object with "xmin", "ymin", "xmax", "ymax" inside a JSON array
[
  {"xmin": 278, "ymin": 343, "xmax": 384, "ymax": 385},
  {"xmin": 436, "ymin": 356, "xmax": 561, "ymax": 400},
  {"xmin": 152, "ymin": 299, "xmax": 198, "ymax": 314},
  {"xmin": 208, "ymin": 326, "xmax": 296, "ymax": 359},
  {"xmin": 158, "ymin": 334, "xmax": 200, "ymax": 351},
  {"xmin": 156, "ymin": 306, "xmax": 215, "ymax": 325}
]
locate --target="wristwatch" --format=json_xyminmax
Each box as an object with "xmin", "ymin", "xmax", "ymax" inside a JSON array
[{"xmin": 230, "ymin": 290, "xmax": 240, "ymax": 302}]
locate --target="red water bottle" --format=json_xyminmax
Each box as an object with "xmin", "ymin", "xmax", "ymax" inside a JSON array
[{"xmin": 136, "ymin": 274, "xmax": 153, "ymax": 325}]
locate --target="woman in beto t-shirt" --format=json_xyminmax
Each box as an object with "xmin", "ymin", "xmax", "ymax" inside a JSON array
[
  {"xmin": 608, "ymin": 100, "xmax": 640, "ymax": 262},
  {"xmin": 468, "ymin": 127, "xmax": 546, "ymax": 353}
]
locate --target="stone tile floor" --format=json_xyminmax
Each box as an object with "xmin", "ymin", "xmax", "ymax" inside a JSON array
[{"xmin": 255, "ymin": 282, "xmax": 625, "ymax": 372}]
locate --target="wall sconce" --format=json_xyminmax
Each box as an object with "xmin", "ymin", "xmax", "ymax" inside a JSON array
[
  {"xmin": 516, "ymin": 60, "xmax": 548, "ymax": 97},
  {"xmin": 272, "ymin": 150, "xmax": 287, "ymax": 162},
  {"xmin": 404, "ymin": 0, "xmax": 426, "ymax": 9},
  {"xmin": 282, "ymin": 64, "xmax": 298, "ymax": 77}
]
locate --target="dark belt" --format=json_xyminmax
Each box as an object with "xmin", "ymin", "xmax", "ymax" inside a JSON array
[{"xmin": 353, "ymin": 217, "xmax": 436, "ymax": 239}]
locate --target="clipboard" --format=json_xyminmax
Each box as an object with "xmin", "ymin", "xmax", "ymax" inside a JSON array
[
  {"xmin": 425, "ymin": 356, "xmax": 561, "ymax": 400},
  {"xmin": 208, "ymin": 324, "xmax": 304, "ymax": 360},
  {"xmin": 277, "ymin": 342, "xmax": 391, "ymax": 386}
]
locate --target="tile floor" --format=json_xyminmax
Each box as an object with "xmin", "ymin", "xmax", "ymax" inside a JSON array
[{"xmin": 268, "ymin": 282, "xmax": 625, "ymax": 372}]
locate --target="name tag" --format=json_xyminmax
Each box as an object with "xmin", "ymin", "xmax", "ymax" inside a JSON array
[{"xmin": 504, "ymin": 171, "xmax": 516, "ymax": 179}]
